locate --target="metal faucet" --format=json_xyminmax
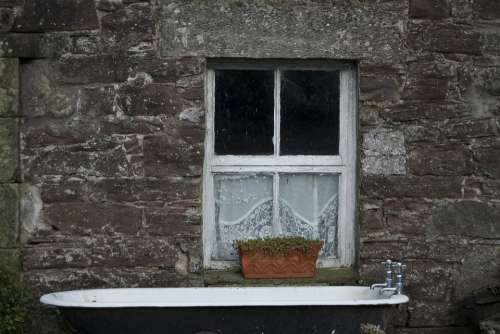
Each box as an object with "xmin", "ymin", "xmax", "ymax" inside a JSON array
[{"xmin": 370, "ymin": 260, "xmax": 406, "ymax": 295}]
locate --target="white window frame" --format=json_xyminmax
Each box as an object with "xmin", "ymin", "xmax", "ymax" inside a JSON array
[{"xmin": 203, "ymin": 60, "xmax": 358, "ymax": 270}]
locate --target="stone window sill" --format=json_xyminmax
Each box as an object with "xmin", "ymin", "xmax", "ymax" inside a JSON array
[{"xmin": 203, "ymin": 268, "xmax": 358, "ymax": 286}]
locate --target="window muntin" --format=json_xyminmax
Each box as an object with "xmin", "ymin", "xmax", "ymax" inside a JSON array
[{"xmin": 204, "ymin": 61, "xmax": 357, "ymax": 269}]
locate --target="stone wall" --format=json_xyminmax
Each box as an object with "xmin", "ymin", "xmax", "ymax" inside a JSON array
[{"xmin": 0, "ymin": 0, "xmax": 498, "ymax": 333}]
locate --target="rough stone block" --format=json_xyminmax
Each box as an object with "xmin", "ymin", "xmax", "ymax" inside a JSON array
[
  {"xmin": 11, "ymin": 0, "xmax": 98, "ymax": 32},
  {"xmin": 444, "ymin": 119, "xmax": 496, "ymax": 139},
  {"xmin": 409, "ymin": 0, "xmax": 451, "ymax": 19},
  {"xmin": 89, "ymin": 177, "xmax": 201, "ymax": 205},
  {"xmin": 160, "ymin": 0, "xmax": 407, "ymax": 62},
  {"xmin": 23, "ymin": 141, "xmax": 135, "ymax": 178},
  {"xmin": 474, "ymin": 147, "xmax": 500, "ymax": 178},
  {"xmin": 360, "ymin": 76, "xmax": 401, "ymax": 103},
  {"xmin": 0, "ymin": 33, "xmax": 72, "ymax": 58},
  {"xmin": 56, "ymin": 54, "xmax": 129, "ymax": 84},
  {"xmin": 40, "ymin": 178, "xmax": 86, "ymax": 203},
  {"xmin": 361, "ymin": 176, "xmax": 462, "ymax": 199},
  {"xmin": 0, "ymin": 7, "xmax": 14, "ymax": 33},
  {"xmin": 117, "ymin": 84, "xmax": 200, "ymax": 116},
  {"xmin": 404, "ymin": 77, "xmax": 449, "ymax": 101},
  {"xmin": 143, "ymin": 133, "xmax": 204, "ymax": 178},
  {"xmin": 44, "ymin": 203, "xmax": 142, "ymax": 236},
  {"xmin": 383, "ymin": 198, "xmax": 431, "ymax": 236},
  {"xmin": 0, "ymin": 117, "xmax": 18, "ymax": 182},
  {"xmin": 23, "ymin": 268, "xmax": 203, "ymax": 296},
  {"xmin": 0, "ymin": 184, "xmax": 18, "ymax": 247},
  {"xmin": 408, "ymin": 22, "xmax": 482, "ymax": 55},
  {"xmin": 0, "ymin": 58, "xmax": 18, "ymax": 116},
  {"xmin": 408, "ymin": 301, "xmax": 461, "ymax": 327},
  {"xmin": 474, "ymin": 0, "xmax": 500, "ymax": 20},
  {"xmin": 22, "ymin": 236, "xmax": 190, "ymax": 270},
  {"xmin": 403, "ymin": 123, "xmax": 441, "ymax": 144},
  {"xmin": 456, "ymin": 244, "xmax": 500, "ymax": 299},
  {"xmin": 362, "ymin": 129, "xmax": 406, "ymax": 175},
  {"xmin": 431, "ymin": 201, "xmax": 500, "ymax": 239},
  {"xmin": 395, "ymin": 327, "xmax": 475, "ymax": 334},
  {"xmin": 145, "ymin": 207, "xmax": 202, "ymax": 237},
  {"xmin": 382, "ymin": 102, "xmax": 467, "ymax": 122},
  {"xmin": 0, "ymin": 248, "xmax": 20, "ymax": 272},
  {"xmin": 409, "ymin": 144, "xmax": 473, "ymax": 176},
  {"xmin": 137, "ymin": 57, "xmax": 205, "ymax": 85},
  {"xmin": 101, "ymin": 3, "xmax": 154, "ymax": 49}
]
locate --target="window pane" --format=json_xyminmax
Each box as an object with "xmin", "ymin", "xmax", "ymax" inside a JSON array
[
  {"xmin": 280, "ymin": 70, "xmax": 340, "ymax": 155},
  {"xmin": 214, "ymin": 70, "xmax": 274, "ymax": 155},
  {"xmin": 279, "ymin": 173, "xmax": 339, "ymax": 258},
  {"xmin": 212, "ymin": 173, "xmax": 273, "ymax": 260}
]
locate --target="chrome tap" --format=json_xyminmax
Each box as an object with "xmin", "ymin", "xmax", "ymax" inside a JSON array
[
  {"xmin": 371, "ymin": 260, "xmax": 406, "ymax": 295},
  {"xmin": 370, "ymin": 260, "xmax": 392, "ymax": 290}
]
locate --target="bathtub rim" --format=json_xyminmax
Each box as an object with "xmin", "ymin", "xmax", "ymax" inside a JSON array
[{"xmin": 40, "ymin": 286, "xmax": 409, "ymax": 308}]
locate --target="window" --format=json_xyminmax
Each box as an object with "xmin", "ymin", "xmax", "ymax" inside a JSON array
[{"xmin": 203, "ymin": 60, "xmax": 357, "ymax": 269}]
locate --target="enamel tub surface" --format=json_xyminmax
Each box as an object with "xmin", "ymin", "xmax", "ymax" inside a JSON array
[{"xmin": 41, "ymin": 286, "xmax": 409, "ymax": 334}]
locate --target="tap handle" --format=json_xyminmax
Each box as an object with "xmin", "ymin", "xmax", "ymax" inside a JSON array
[
  {"xmin": 393, "ymin": 262, "xmax": 407, "ymax": 275},
  {"xmin": 381, "ymin": 259, "xmax": 392, "ymax": 271}
]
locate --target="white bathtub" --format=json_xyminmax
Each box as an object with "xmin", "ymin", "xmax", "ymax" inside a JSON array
[
  {"xmin": 41, "ymin": 286, "xmax": 409, "ymax": 334},
  {"xmin": 41, "ymin": 286, "xmax": 408, "ymax": 308}
]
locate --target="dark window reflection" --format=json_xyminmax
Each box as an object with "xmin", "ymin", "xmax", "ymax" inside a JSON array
[
  {"xmin": 214, "ymin": 70, "xmax": 274, "ymax": 155},
  {"xmin": 280, "ymin": 70, "xmax": 340, "ymax": 155}
]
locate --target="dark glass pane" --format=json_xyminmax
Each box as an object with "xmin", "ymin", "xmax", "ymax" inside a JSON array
[
  {"xmin": 280, "ymin": 70, "xmax": 340, "ymax": 155},
  {"xmin": 215, "ymin": 70, "xmax": 274, "ymax": 155}
]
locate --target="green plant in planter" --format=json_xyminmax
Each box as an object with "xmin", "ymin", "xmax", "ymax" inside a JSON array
[
  {"xmin": 233, "ymin": 236, "xmax": 323, "ymax": 255},
  {"xmin": 0, "ymin": 267, "xmax": 33, "ymax": 334}
]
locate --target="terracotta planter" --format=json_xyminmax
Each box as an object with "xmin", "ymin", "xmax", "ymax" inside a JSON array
[{"xmin": 239, "ymin": 245, "xmax": 322, "ymax": 279}]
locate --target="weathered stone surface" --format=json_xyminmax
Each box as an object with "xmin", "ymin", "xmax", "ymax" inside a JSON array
[
  {"xmin": 23, "ymin": 140, "xmax": 136, "ymax": 179},
  {"xmin": 0, "ymin": 117, "xmax": 18, "ymax": 181},
  {"xmin": 409, "ymin": 0, "xmax": 451, "ymax": 19},
  {"xmin": 0, "ymin": 7, "xmax": 14, "ymax": 32},
  {"xmin": 160, "ymin": 0, "xmax": 407, "ymax": 62},
  {"xmin": 0, "ymin": 57, "xmax": 18, "ymax": 116},
  {"xmin": 455, "ymin": 244, "xmax": 500, "ymax": 299},
  {"xmin": 361, "ymin": 176, "xmax": 462, "ymax": 199},
  {"xmin": 404, "ymin": 77, "xmax": 449, "ymax": 101},
  {"xmin": 145, "ymin": 208, "xmax": 201, "ymax": 237},
  {"xmin": 360, "ymin": 75, "xmax": 401, "ymax": 103},
  {"xmin": 431, "ymin": 201, "xmax": 500, "ymax": 238},
  {"xmin": 22, "ymin": 236, "xmax": 197, "ymax": 270},
  {"xmin": 101, "ymin": 3, "xmax": 154, "ymax": 50},
  {"xmin": 408, "ymin": 144, "xmax": 473, "ymax": 176},
  {"xmin": 96, "ymin": 0, "xmax": 126, "ymax": 12},
  {"xmin": 474, "ymin": 147, "xmax": 500, "ymax": 178},
  {"xmin": 474, "ymin": 0, "xmax": 500, "ymax": 20},
  {"xmin": 362, "ymin": 129, "xmax": 406, "ymax": 176},
  {"xmin": 117, "ymin": 84, "xmax": 202, "ymax": 116},
  {"xmin": 143, "ymin": 132, "xmax": 204, "ymax": 178},
  {"xmin": 0, "ymin": 33, "xmax": 72, "ymax": 58},
  {"xmin": 444, "ymin": 119, "xmax": 496, "ymax": 139},
  {"xmin": 89, "ymin": 177, "xmax": 201, "ymax": 206},
  {"xmin": 11, "ymin": 0, "xmax": 98, "ymax": 32},
  {"xmin": 0, "ymin": 248, "xmax": 19, "ymax": 272},
  {"xmin": 408, "ymin": 301, "xmax": 461, "ymax": 327},
  {"xmin": 395, "ymin": 327, "xmax": 475, "ymax": 334},
  {"xmin": 55, "ymin": 54, "xmax": 129, "ymax": 84},
  {"xmin": 0, "ymin": 183, "xmax": 18, "ymax": 247},
  {"xmin": 23, "ymin": 267, "xmax": 203, "ymax": 296},
  {"xmin": 42, "ymin": 203, "xmax": 142, "ymax": 237},
  {"xmin": 408, "ymin": 22, "xmax": 481, "ymax": 55},
  {"xmin": 382, "ymin": 102, "xmax": 467, "ymax": 122}
]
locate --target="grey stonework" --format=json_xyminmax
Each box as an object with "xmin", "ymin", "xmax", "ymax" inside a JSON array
[{"xmin": 0, "ymin": 0, "xmax": 498, "ymax": 333}]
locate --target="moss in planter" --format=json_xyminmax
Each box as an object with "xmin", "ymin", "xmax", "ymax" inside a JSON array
[
  {"xmin": 0, "ymin": 267, "xmax": 33, "ymax": 334},
  {"xmin": 234, "ymin": 236, "xmax": 323, "ymax": 255}
]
